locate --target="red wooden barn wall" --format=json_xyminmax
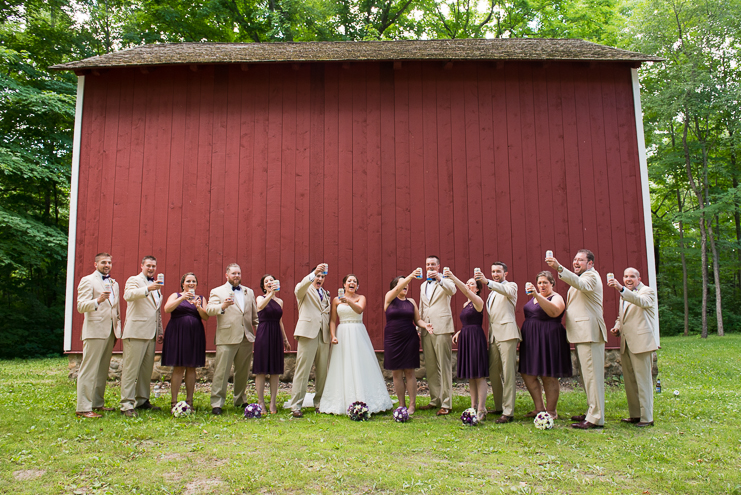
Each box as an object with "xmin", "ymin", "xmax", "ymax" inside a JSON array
[{"xmin": 69, "ymin": 60, "xmax": 648, "ymax": 353}]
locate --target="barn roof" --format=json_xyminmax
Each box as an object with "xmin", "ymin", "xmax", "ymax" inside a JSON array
[{"xmin": 50, "ymin": 39, "xmax": 661, "ymax": 71}]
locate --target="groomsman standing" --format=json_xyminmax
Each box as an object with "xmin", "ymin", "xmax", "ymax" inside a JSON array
[
  {"xmin": 206, "ymin": 263, "xmax": 259, "ymax": 415},
  {"xmin": 476, "ymin": 262, "xmax": 520, "ymax": 423},
  {"xmin": 608, "ymin": 268, "xmax": 659, "ymax": 427},
  {"xmin": 288, "ymin": 263, "xmax": 331, "ymax": 418},
  {"xmin": 547, "ymin": 249, "xmax": 607, "ymax": 429},
  {"xmin": 120, "ymin": 256, "xmax": 164, "ymax": 417},
  {"xmin": 75, "ymin": 252, "xmax": 121, "ymax": 418},
  {"xmin": 418, "ymin": 256, "xmax": 456, "ymax": 416}
]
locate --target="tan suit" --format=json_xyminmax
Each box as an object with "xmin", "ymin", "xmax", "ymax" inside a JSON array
[
  {"xmin": 614, "ymin": 282, "xmax": 658, "ymax": 423},
  {"xmin": 206, "ymin": 283, "xmax": 259, "ymax": 408},
  {"xmin": 120, "ymin": 273, "xmax": 163, "ymax": 411},
  {"xmin": 486, "ymin": 280, "xmax": 520, "ymax": 416},
  {"xmin": 76, "ymin": 271, "xmax": 121, "ymax": 412},
  {"xmin": 419, "ymin": 278, "xmax": 456, "ymax": 409},
  {"xmin": 559, "ymin": 267, "xmax": 606, "ymax": 425},
  {"xmin": 289, "ymin": 274, "xmax": 331, "ymax": 411}
]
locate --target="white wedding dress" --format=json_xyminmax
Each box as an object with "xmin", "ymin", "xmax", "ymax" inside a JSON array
[{"xmin": 318, "ymin": 303, "xmax": 393, "ymax": 415}]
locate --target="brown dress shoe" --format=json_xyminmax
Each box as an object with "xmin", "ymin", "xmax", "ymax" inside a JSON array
[
  {"xmin": 436, "ymin": 408, "xmax": 450, "ymax": 416},
  {"xmin": 524, "ymin": 410, "xmax": 543, "ymax": 418},
  {"xmin": 121, "ymin": 409, "xmax": 138, "ymax": 418},
  {"xmin": 487, "ymin": 409, "xmax": 503, "ymax": 415},
  {"xmin": 570, "ymin": 414, "xmax": 587, "ymax": 422},
  {"xmin": 571, "ymin": 420, "xmax": 603, "ymax": 429},
  {"xmin": 621, "ymin": 417, "xmax": 641, "ymax": 424},
  {"xmin": 495, "ymin": 415, "xmax": 514, "ymax": 424},
  {"xmin": 292, "ymin": 410, "xmax": 304, "ymax": 418},
  {"xmin": 135, "ymin": 401, "xmax": 161, "ymax": 411},
  {"xmin": 418, "ymin": 404, "xmax": 436, "ymax": 411},
  {"xmin": 93, "ymin": 406, "xmax": 116, "ymax": 412},
  {"xmin": 636, "ymin": 421, "xmax": 654, "ymax": 427},
  {"xmin": 76, "ymin": 411, "xmax": 102, "ymax": 418}
]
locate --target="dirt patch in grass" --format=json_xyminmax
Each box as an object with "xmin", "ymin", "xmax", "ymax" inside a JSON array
[
  {"xmin": 13, "ymin": 469, "xmax": 45, "ymax": 481},
  {"xmin": 183, "ymin": 478, "xmax": 223, "ymax": 495}
]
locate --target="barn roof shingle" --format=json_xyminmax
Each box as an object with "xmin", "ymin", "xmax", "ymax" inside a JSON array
[{"xmin": 50, "ymin": 39, "xmax": 661, "ymax": 71}]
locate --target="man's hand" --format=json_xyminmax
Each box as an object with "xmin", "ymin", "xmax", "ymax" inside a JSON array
[
  {"xmin": 610, "ymin": 327, "xmax": 620, "ymax": 336},
  {"xmin": 147, "ymin": 281, "xmax": 163, "ymax": 292},
  {"xmin": 96, "ymin": 291, "xmax": 111, "ymax": 304},
  {"xmin": 607, "ymin": 278, "xmax": 623, "ymax": 291},
  {"xmin": 221, "ymin": 297, "xmax": 235, "ymax": 311},
  {"xmin": 545, "ymin": 256, "xmax": 559, "ymax": 270}
]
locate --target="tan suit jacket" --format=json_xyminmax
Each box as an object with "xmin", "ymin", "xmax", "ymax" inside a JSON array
[
  {"xmin": 419, "ymin": 278, "xmax": 457, "ymax": 335},
  {"xmin": 293, "ymin": 274, "xmax": 331, "ymax": 341},
  {"xmin": 614, "ymin": 282, "xmax": 659, "ymax": 354},
  {"xmin": 206, "ymin": 283, "xmax": 259, "ymax": 345},
  {"xmin": 77, "ymin": 271, "xmax": 121, "ymax": 339},
  {"xmin": 486, "ymin": 280, "xmax": 520, "ymax": 343},
  {"xmin": 559, "ymin": 267, "xmax": 607, "ymax": 343},
  {"xmin": 122, "ymin": 273, "xmax": 163, "ymax": 339}
]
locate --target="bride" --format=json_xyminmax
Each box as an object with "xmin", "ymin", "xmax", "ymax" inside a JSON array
[{"xmin": 319, "ymin": 274, "xmax": 393, "ymax": 415}]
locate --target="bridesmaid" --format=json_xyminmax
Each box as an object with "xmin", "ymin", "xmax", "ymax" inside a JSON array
[
  {"xmin": 446, "ymin": 268, "xmax": 488, "ymax": 422},
  {"xmin": 519, "ymin": 271, "xmax": 571, "ymax": 419},
  {"xmin": 254, "ymin": 274, "xmax": 291, "ymax": 414},
  {"xmin": 161, "ymin": 272, "xmax": 209, "ymax": 411},
  {"xmin": 383, "ymin": 269, "xmax": 433, "ymax": 414}
]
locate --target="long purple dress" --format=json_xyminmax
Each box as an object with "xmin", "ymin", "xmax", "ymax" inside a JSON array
[
  {"xmin": 253, "ymin": 298, "xmax": 284, "ymax": 375},
  {"xmin": 457, "ymin": 303, "xmax": 488, "ymax": 379},
  {"xmin": 161, "ymin": 295, "xmax": 206, "ymax": 367},
  {"xmin": 518, "ymin": 296, "xmax": 572, "ymax": 377},
  {"xmin": 383, "ymin": 298, "xmax": 420, "ymax": 370}
]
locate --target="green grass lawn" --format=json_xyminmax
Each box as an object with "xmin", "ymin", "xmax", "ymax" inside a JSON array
[{"xmin": 1, "ymin": 335, "xmax": 740, "ymax": 494}]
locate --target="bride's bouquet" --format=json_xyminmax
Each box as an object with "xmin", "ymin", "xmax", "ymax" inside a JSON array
[
  {"xmin": 393, "ymin": 406, "xmax": 409, "ymax": 423},
  {"xmin": 347, "ymin": 401, "xmax": 370, "ymax": 421},
  {"xmin": 243, "ymin": 403, "xmax": 262, "ymax": 419}
]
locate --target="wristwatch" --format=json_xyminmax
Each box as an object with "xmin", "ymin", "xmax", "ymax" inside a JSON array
[{"xmin": 557, "ymin": 265, "xmax": 564, "ymax": 273}]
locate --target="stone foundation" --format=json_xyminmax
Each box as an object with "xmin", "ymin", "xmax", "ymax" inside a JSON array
[{"xmin": 67, "ymin": 349, "xmax": 657, "ymax": 383}]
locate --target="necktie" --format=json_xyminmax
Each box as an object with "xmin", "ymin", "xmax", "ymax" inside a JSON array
[
  {"xmin": 318, "ymin": 289, "xmax": 323, "ymax": 301},
  {"xmin": 233, "ymin": 286, "xmax": 241, "ymax": 292}
]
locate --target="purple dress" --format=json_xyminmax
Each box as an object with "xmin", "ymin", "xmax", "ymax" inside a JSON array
[
  {"xmin": 457, "ymin": 303, "xmax": 488, "ymax": 379},
  {"xmin": 518, "ymin": 296, "xmax": 572, "ymax": 377},
  {"xmin": 383, "ymin": 298, "xmax": 420, "ymax": 370},
  {"xmin": 161, "ymin": 295, "xmax": 206, "ymax": 367},
  {"xmin": 253, "ymin": 298, "xmax": 284, "ymax": 375}
]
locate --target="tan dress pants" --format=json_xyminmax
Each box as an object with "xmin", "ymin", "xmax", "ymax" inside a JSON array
[
  {"xmin": 622, "ymin": 343, "xmax": 654, "ymax": 423},
  {"xmin": 488, "ymin": 339, "xmax": 518, "ymax": 416},
  {"xmin": 289, "ymin": 332, "xmax": 330, "ymax": 411},
  {"xmin": 76, "ymin": 332, "xmax": 115, "ymax": 412},
  {"xmin": 575, "ymin": 341, "xmax": 606, "ymax": 425},
  {"xmin": 211, "ymin": 336, "xmax": 254, "ymax": 408},
  {"xmin": 120, "ymin": 337, "xmax": 156, "ymax": 411},
  {"xmin": 421, "ymin": 331, "xmax": 453, "ymax": 409}
]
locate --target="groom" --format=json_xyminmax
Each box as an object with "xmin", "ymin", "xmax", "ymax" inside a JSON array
[{"xmin": 289, "ymin": 263, "xmax": 331, "ymax": 418}]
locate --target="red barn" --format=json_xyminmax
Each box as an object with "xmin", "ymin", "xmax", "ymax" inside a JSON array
[{"xmin": 53, "ymin": 39, "xmax": 660, "ymax": 356}]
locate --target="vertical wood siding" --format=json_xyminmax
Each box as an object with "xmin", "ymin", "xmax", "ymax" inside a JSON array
[{"xmin": 70, "ymin": 61, "xmax": 648, "ymax": 352}]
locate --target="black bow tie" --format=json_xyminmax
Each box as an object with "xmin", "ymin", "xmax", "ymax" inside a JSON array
[
  {"xmin": 102, "ymin": 275, "xmax": 110, "ymax": 280},
  {"xmin": 233, "ymin": 286, "xmax": 241, "ymax": 292},
  {"xmin": 147, "ymin": 277, "xmax": 154, "ymax": 282}
]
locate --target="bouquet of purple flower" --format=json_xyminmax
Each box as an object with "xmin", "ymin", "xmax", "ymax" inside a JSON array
[
  {"xmin": 460, "ymin": 407, "xmax": 479, "ymax": 426},
  {"xmin": 243, "ymin": 403, "xmax": 262, "ymax": 419},
  {"xmin": 393, "ymin": 406, "xmax": 409, "ymax": 423},
  {"xmin": 171, "ymin": 401, "xmax": 193, "ymax": 418},
  {"xmin": 347, "ymin": 401, "xmax": 370, "ymax": 421}
]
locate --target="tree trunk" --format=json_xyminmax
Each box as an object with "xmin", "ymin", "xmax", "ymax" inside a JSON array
[
  {"xmin": 707, "ymin": 220, "xmax": 724, "ymax": 336},
  {"xmin": 677, "ymin": 188, "xmax": 689, "ymax": 336},
  {"xmin": 681, "ymin": 115, "xmax": 708, "ymax": 338}
]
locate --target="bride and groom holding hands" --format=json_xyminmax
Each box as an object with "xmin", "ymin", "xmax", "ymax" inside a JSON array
[{"xmin": 287, "ymin": 263, "xmax": 393, "ymax": 417}]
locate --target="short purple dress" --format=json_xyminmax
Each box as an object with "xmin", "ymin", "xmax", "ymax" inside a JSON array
[
  {"xmin": 161, "ymin": 295, "xmax": 206, "ymax": 367},
  {"xmin": 456, "ymin": 303, "xmax": 488, "ymax": 379},
  {"xmin": 383, "ymin": 298, "xmax": 420, "ymax": 370},
  {"xmin": 518, "ymin": 296, "xmax": 572, "ymax": 377},
  {"xmin": 253, "ymin": 298, "xmax": 285, "ymax": 375}
]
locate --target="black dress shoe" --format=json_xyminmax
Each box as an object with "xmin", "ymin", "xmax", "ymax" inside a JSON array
[
  {"xmin": 621, "ymin": 417, "xmax": 641, "ymax": 424},
  {"xmin": 636, "ymin": 421, "xmax": 654, "ymax": 427},
  {"xmin": 211, "ymin": 407, "xmax": 223, "ymax": 415},
  {"xmin": 571, "ymin": 420, "xmax": 603, "ymax": 429},
  {"xmin": 121, "ymin": 409, "xmax": 138, "ymax": 418},
  {"xmin": 570, "ymin": 414, "xmax": 587, "ymax": 422},
  {"xmin": 136, "ymin": 401, "xmax": 161, "ymax": 411},
  {"xmin": 487, "ymin": 409, "xmax": 504, "ymax": 415},
  {"xmin": 495, "ymin": 415, "xmax": 514, "ymax": 424}
]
